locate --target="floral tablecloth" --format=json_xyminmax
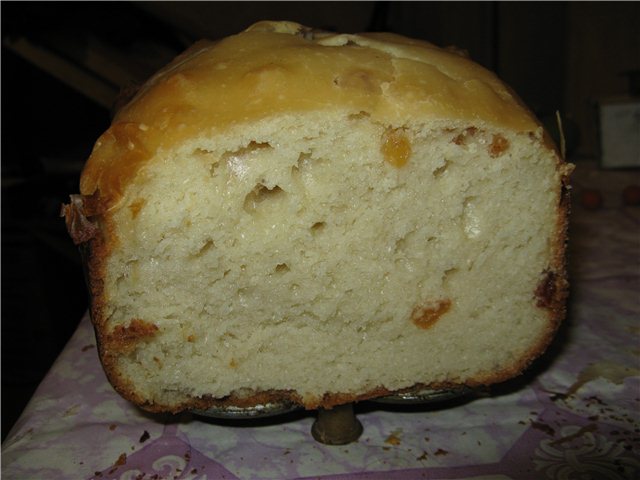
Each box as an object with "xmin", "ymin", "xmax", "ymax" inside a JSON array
[{"xmin": 3, "ymin": 161, "xmax": 639, "ymax": 479}]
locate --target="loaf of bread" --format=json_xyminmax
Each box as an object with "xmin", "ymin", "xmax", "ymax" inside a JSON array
[{"xmin": 63, "ymin": 21, "xmax": 572, "ymax": 413}]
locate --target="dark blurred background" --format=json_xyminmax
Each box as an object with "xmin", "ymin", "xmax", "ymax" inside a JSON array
[{"xmin": 2, "ymin": 2, "xmax": 639, "ymax": 440}]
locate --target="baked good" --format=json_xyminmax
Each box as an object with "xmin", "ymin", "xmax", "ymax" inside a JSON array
[{"xmin": 62, "ymin": 21, "xmax": 573, "ymax": 413}]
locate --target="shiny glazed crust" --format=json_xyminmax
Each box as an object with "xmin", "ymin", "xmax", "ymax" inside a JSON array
[
  {"xmin": 63, "ymin": 21, "xmax": 573, "ymax": 413},
  {"xmin": 78, "ymin": 20, "xmax": 545, "ymax": 209}
]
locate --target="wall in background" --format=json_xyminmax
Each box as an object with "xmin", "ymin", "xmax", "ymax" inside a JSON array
[
  {"xmin": 137, "ymin": 1, "xmax": 377, "ymax": 39},
  {"xmin": 565, "ymin": 2, "xmax": 640, "ymax": 157}
]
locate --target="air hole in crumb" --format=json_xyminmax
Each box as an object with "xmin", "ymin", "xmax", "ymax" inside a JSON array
[
  {"xmin": 275, "ymin": 263, "xmax": 290, "ymax": 273},
  {"xmin": 298, "ymin": 152, "xmax": 312, "ymax": 163},
  {"xmin": 394, "ymin": 237, "xmax": 407, "ymax": 254},
  {"xmin": 243, "ymin": 184, "xmax": 285, "ymax": 214},
  {"xmin": 444, "ymin": 267, "xmax": 458, "ymax": 277},
  {"xmin": 311, "ymin": 221, "xmax": 326, "ymax": 234},
  {"xmin": 192, "ymin": 148, "xmax": 221, "ymax": 177},
  {"xmin": 452, "ymin": 127, "xmax": 477, "ymax": 146},
  {"xmin": 224, "ymin": 142, "xmax": 273, "ymax": 179},
  {"xmin": 432, "ymin": 160, "xmax": 450, "ymax": 178},
  {"xmin": 292, "ymin": 152, "xmax": 312, "ymax": 178},
  {"xmin": 193, "ymin": 148, "xmax": 214, "ymax": 156},
  {"xmin": 193, "ymin": 239, "xmax": 214, "ymax": 257},
  {"xmin": 443, "ymin": 268, "xmax": 459, "ymax": 286},
  {"xmin": 348, "ymin": 111, "xmax": 371, "ymax": 121},
  {"xmin": 394, "ymin": 231, "xmax": 420, "ymax": 254},
  {"xmin": 227, "ymin": 141, "xmax": 272, "ymax": 157},
  {"xmin": 222, "ymin": 331, "xmax": 238, "ymax": 341}
]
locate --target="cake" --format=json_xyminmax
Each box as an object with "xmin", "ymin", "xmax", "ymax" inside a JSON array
[{"xmin": 62, "ymin": 21, "xmax": 573, "ymax": 413}]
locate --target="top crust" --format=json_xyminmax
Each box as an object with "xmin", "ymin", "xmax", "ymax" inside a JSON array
[{"xmin": 79, "ymin": 20, "xmax": 547, "ymax": 212}]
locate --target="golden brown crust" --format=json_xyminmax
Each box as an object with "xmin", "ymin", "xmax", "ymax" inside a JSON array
[
  {"xmin": 61, "ymin": 194, "xmax": 111, "ymax": 339},
  {"xmin": 65, "ymin": 199, "xmax": 127, "ymax": 405},
  {"xmin": 60, "ymin": 194, "xmax": 101, "ymax": 245},
  {"xmin": 78, "ymin": 21, "xmax": 542, "ymax": 213},
  {"xmin": 498, "ymin": 156, "xmax": 572, "ymax": 384},
  {"xmin": 105, "ymin": 319, "xmax": 159, "ymax": 354}
]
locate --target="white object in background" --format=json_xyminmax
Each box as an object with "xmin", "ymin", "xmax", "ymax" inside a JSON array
[{"xmin": 599, "ymin": 97, "xmax": 640, "ymax": 168}]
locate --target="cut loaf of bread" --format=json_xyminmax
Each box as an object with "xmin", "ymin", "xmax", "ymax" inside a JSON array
[{"xmin": 63, "ymin": 21, "xmax": 572, "ymax": 413}]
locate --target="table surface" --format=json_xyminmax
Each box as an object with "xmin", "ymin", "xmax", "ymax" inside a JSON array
[{"xmin": 3, "ymin": 161, "xmax": 640, "ymax": 480}]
